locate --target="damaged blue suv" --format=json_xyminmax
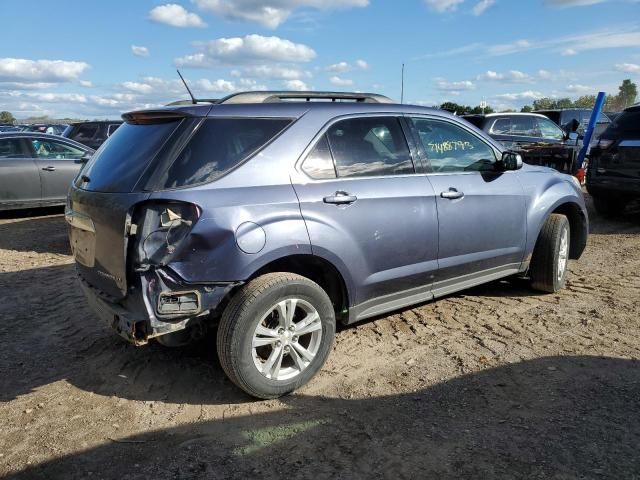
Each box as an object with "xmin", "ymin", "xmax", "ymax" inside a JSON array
[{"xmin": 66, "ymin": 91, "xmax": 588, "ymax": 398}]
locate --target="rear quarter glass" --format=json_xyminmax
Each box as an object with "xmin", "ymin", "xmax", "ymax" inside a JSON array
[
  {"xmin": 157, "ymin": 118, "xmax": 291, "ymax": 189},
  {"xmin": 79, "ymin": 121, "xmax": 180, "ymax": 193}
]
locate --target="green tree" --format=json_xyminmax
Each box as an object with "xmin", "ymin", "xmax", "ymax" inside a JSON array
[
  {"xmin": 618, "ymin": 79, "xmax": 637, "ymax": 109},
  {"xmin": 0, "ymin": 111, "xmax": 15, "ymax": 124},
  {"xmin": 556, "ymin": 98, "xmax": 573, "ymax": 109},
  {"xmin": 439, "ymin": 102, "xmax": 468, "ymax": 113},
  {"xmin": 520, "ymin": 105, "xmax": 533, "ymax": 113},
  {"xmin": 532, "ymin": 97, "xmax": 557, "ymax": 110},
  {"xmin": 573, "ymin": 95, "xmax": 597, "ymax": 109}
]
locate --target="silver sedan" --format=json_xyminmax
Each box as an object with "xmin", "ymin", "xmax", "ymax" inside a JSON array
[{"xmin": 0, "ymin": 132, "xmax": 94, "ymax": 211}]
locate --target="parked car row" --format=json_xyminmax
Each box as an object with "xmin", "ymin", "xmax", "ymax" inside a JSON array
[{"xmin": 0, "ymin": 121, "xmax": 122, "ymax": 150}]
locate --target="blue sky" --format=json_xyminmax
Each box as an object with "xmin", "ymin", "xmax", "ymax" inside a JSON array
[{"xmin": 1, "ymin": 0, "xmax": 639, "ymax": 118}]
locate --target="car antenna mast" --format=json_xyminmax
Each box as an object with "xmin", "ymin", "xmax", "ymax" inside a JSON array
[{"xmin": 176, "ymin": 69, "xmax": 197, "ymax": 104}]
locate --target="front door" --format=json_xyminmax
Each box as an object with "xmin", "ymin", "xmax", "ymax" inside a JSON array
[
  {"xmin": 27, "ymin": 137, "xmax": 86, "ymax": 204},
  {"xmin": 292, "ymin": 115, "xmax": 439, "ymax": 318},
  {"xmin": 408, "ymin": 116, "xmax": 527, "ymax": 295}
]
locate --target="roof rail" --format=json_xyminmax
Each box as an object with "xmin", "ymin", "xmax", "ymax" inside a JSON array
[{"xmin": 217, "ymin": 91, "xmax": 394, "ymax": 105}]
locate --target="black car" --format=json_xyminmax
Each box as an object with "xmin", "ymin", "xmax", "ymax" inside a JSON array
[
  {"xmin": 535, "ymin": 109, "xmax": 611, "ymax": 141},
  {"xmin": 586, "ymin": 104, "xmax": 640, "ymax": 216},
  {"xmin": 463, "ymin": 113, "xmax": 581, "ymax": 178},
  {"xmin": 63, "ymin": 121, "xmax": 122, "ymax": 150}
]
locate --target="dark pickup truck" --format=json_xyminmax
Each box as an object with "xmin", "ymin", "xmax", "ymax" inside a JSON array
[
  {"xmin": 463, "ymin": 112, "xmax": 581, "ymax": 179},
  {"xmin": 586, "ymin": 104, "xmax": 640, "ymax": 216}
]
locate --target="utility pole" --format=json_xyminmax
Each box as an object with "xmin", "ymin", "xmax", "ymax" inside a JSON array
[{"xmin": 400, "ymin": 63, "xmax": 405, "ymax": 104}]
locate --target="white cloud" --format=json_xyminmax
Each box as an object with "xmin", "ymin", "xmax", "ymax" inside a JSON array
[
  {"xmin": 233, "ymin": 65, "xmax": 311, "ymax": 80},
  {"xmin": 476, "ymin": 70, "xmax": 533, "ymax": 83},
  {"xmin": 538, "ymin": 69, "xmax": 553, "ymax": 79},
  {"xmin": 175, "ymin": 35, "xmax": 316, "ymax": 67},
  {"xmin": 193, "ymin": 0, "xmax": 368, "ymax": 29},
  {"xmin": 193, "ymin": 78, "xmax": 236, "ymax": 92},
  {"xmin": 545, "ymin": 0, "xmax": 608, "ymax": 6},
  {"xmin": 495, "ymin": 90, "xmax": 545, "ymax": 101},
  {"xmin": 149, "ymin": 4, "xmax": 207, "ymax": 28},
  {"xmin": 0, "ymin": 82, "xmax": 55, "ymax": 90},
  {"xmin": 566, "ymin": 84, "xmax": 595, "ymax": 94},
  {"xmin": 0, "ymin": 58, "xmax": 89, "ymax": 83},
  {"xmin": 79, "ymin": 80, "xmax": 93, "ymax": 87},
  {"xmin": 491, "ymin": 29, "xmax": 640, "ymax": 56},
  {"xmin": 329, "ymin": 76, "xmax": 354, "ymax": 86},
  {"xmin": 326, "ymin": 60, "xmax": 369, "ymax": 73},
  {"xmin": 436, "ymin": 78, "xmax": 475, "ymax": 92},
  {"xmin": 284, "ymin": 79, "xmax": 310, "ymax": 90},
  {"xmin": 615, "ymin": 62, "xmax": 640, "ymax": 73},
  {"xmin": 326, "ymin": 61, "xmax": 350, "ymax": 73},
  {"xmin": 131, "ymin": 45, "xmax": 150, "ymax": 57},
  {"xmin": 121, "ymin": 81, "xmax": 154, "ymax": 94},
  {"xmin": 472, "ymin": 0, "xmax": 495, "ymax": 15},
  {"xmin": 424, "ymin": 0, "xmax": 464, "ymax": 12}
]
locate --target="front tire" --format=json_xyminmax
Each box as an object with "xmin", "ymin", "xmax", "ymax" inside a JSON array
[
  {"xmin": 530, "ymin": 214, "xmax": 571, "ymax": 293},
  {"xmin": 217, "ymin": 273, "xmax": 336, "ymax": 399}
]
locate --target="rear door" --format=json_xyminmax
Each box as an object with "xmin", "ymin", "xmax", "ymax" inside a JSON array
[
  {"xmin": 408, "ymin": 116, "xmax": 527, "ymax": 293},
  {"xmin": 293, "ymin": 115, "xmax": 439, "ymax": 316},
  {"xmin": 27, "ymin": 137, "xmax": 87, "ymax": 204},
  {"xmin": 0, "ymin": 137, "xmax": 41, "ymax": 209}
]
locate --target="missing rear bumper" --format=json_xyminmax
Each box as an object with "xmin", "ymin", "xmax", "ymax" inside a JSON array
[{"xmin": 79, "ymin": 270, "xmax": 241, "ymax": 345}]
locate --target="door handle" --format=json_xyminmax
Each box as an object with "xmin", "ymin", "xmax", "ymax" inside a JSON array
[
  {"xmin": 323, "ymin": 191, "xmax": 357, "ymax": 205},
  {"xmin": 41, "ymin": 166, "xmax": 56, "ymax": 172},
  {"xmin": 440, "ymin": 188, "xmax": 464, "ymax": 200}
]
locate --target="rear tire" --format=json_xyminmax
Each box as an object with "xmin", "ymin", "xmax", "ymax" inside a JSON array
[
  {"xmin": 530, "ymin": 214, "xmax": 571, "ymax": 293},
  {"xmin": 592, "ymin": 194, "xmax": 626, "ymax": 217},
  {"xmin": 217, "ymin": 273, "xmax": 336, "ymax": 399}
]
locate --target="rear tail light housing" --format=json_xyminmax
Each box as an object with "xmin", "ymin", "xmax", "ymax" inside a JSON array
[{"xmin": 131, "ymin": 201, "xmax": 200, "ymax": 271}]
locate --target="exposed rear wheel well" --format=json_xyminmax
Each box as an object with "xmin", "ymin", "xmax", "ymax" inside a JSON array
[
  {"xmin": 251, "ymin": 255, "xmax": 349, "ymax": 323},
  {"xmin": 550, "ymin": 202, "xmax": 587, "ymax": 259}
]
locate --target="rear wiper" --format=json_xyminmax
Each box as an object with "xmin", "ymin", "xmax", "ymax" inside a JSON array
[{"xmin": 80, "ymin": 174, "xmax": 90, "ymax": 183}]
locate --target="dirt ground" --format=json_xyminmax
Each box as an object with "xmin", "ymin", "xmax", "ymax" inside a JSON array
[{"xmin": 1, "ymin": 197, "xmax": 639, "ymax": 480}]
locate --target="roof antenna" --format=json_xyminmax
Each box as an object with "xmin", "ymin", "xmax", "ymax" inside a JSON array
[{"xmin": 176, "ymin": 69, "xmax": 196, "ymax": 104}]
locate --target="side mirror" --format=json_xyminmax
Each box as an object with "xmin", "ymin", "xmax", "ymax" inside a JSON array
[{"xmin": 500, "ymin": 151, "xmax": 523, "ymax": 171}]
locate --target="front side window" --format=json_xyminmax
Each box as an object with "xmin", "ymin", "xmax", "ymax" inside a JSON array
[
  {"xmin": 30, "ymin": 139, "xmax": 85, "ymax": 159},
  {"xmin": 325, "ymin": 116, "xmax": 414, "ymax": 178},
  {"xmin": 162, "ymin": 118, "xmax": 291, "ymax": 188},
  {"xmin": 0, "ymin": 138, "xmax": 26, "ymax": 158},
  {"xmin": 411, "ymin": 118, "xmax": 497, "ymax": 173},
  {"xmin": 536, "ymin": 117, "xmax": 565, "ymax": 140}
]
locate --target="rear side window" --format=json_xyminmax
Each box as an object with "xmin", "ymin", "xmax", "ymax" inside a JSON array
[
  {"xmin": 162, "ymin": 118, "xmax": 291, "ymax": 188},
  {"xmin": 326, "ymin": 117, "xmax": 414, "ymax": 178},
  {"xmin": 81, "ymin": 121, "xmax": 180, "ymax": 192}
]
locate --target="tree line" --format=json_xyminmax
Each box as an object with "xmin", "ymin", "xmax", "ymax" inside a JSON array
[{"xmin": 439, "ymin": 78, "xmax": 637, "ymax": 115}]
